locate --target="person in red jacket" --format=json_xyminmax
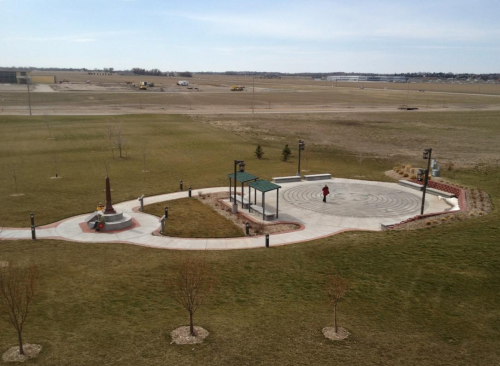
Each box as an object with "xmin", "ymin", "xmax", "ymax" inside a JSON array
[{"xmin": 322, "ymin": 184, "xmax": 330, "ymax": 203}]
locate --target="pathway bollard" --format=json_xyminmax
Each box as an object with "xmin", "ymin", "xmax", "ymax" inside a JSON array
[
  {"xmin": 30, "ymin": 213, "xmax": 36, "ymax": 240},
  {"xmin": 180, "ymin": 180, "xmax": 183, "ymax": 191},
  {"xmin": 188, "ymin": 187, "xmax": 192, "ymax": 198},
  {"xmin": 159, "ymin": 215, "xmax": 166, "ymax": 235},
  {"xmin": 164, "ymin": 206, "xmax": 168, "ymax": 219},
  {"xmin": 138, "ymin": 194, "xmax": 145, "ymax": 212},
  {"xmin": 245, "ymin": 222, "xmax": 250, "ymax": 236},
  {"xmin": 265, "ymin": 233, "xmax": 269, "ymax": 248}
]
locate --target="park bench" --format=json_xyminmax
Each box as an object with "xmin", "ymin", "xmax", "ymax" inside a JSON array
[
  {"xmin": 398, "ymin": 180, "xmax": 455, "ymax": 198},
  {"xmin": 235, "ymin": 195, "xmax": 251, "ymax": 208},
  {"xmin": 250, "ymin": 204, "xmax": 275, "ymax": 220},
  {"xmin": 304, "ymin": 173, "xmax": 331, "ymax": 181},
  {"xmin": 273, "ymin": 176, "xmax": 301, "ymax": 184},
  {"xmin": 85, "ymin": 211, "xmax": 98, "ymax": 229}
]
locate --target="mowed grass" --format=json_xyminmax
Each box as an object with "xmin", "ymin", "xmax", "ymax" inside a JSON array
[
  {"xmin": 0, "ymin": 169, "xmax": 498, "ymax": 366},
  {"xmin": 143, "ymin": 198, "xmax": 243, "ymax": 238},
  {"xmin": 0, "ymin": 113, "xmax": 499, "ymax": 365},
  {"xmin": 0, "ymin": 114, "xmax": 390, "ymax": 227}
]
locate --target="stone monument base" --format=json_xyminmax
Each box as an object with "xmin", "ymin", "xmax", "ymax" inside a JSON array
[{"xmin": 87, "ymin": 210, "xmax": 133, "ymax": 231}]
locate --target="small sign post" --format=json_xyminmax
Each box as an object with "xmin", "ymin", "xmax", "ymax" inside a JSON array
[{"xmin": 138, "ymin": 194, "xmax": 145, "ymax": 212}]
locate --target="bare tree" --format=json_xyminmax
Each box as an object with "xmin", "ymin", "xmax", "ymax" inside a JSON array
[
  {"xmin": 0, "ymin": 263, "xmax": 38, "ymax": 355},
  {"xmin": 165, "ymin": 258, "xmax": 215, "ymax": 336},
  {"xmin": 52, "ymin": 155, "xmax": 59, "ymax": 178},
  {"xmin": 8, "ymin": 163, "xmax": 20, "ymax": 195},
  {"xmin": 141, "ymin": 145, "xmax": 148, "ymax": 172},
  {"xmin": 44, "ymin": 114, "xmax": 53, "ymax": 139},
  {"xmin": 105, "ymin": 122, "xmax": 116, "ymax": 158},
  {"xmin": 326, "ymin": 269, "xmax": 350, "ymax": 334},
  {"xmin": 113, "ymin": 123, "xmax": 127, "ymax": 158}
]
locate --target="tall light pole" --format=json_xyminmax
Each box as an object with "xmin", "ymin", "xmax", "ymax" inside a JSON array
[
  {"xmin": 417, "ymin": 148, "xmax": 432, "ymax": 215},
  {"xmin": 233, "ymin": 160, "xmax": 245, "ymax": 213},
  {"xmin": 297, "ymin": 140, "xmax": 305, "ymax": 176}
]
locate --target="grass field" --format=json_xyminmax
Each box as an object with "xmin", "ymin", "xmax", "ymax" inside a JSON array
[
  {"xmin": 0, "ymin": 168, "xmax": 498, "ymax": 366},
  {"xmin": 0, "ymin": 114, "xmax": 391, "ymax": 227},
  {"xmin": 143, "ymin": 198, "xmax": 243, "ymax": 238},
  {"xmin": 0, "ymin": 112, "xmax": 499, "ymax": 365}
]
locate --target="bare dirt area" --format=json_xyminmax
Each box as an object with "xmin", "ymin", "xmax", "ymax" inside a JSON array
[
  {"xmin": 2, "ymin": 344, "xmax": 42, "ymax": 363},
  {"xmin": 196, "ymin": 192, "xmax": 300, "ymax": 235},
  {"xmin": 170, "ymin": 326, "xmax": 209, "ymax": 345}
]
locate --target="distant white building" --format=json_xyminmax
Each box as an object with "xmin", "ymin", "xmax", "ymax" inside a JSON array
[{"xmin": 326, "ymin": 75, "xmax": 406, "ymax": 83}]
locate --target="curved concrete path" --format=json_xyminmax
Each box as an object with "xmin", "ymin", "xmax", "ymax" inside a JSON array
[{"xmin": 0, "ymin": 179, "xmax": 450, "ymax": 250}]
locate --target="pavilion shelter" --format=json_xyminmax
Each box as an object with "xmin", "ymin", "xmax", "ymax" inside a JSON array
[
  {"xmin": 228, "ymin": 172, "xmax": 259, "ymax": 208},
  {"xmin": 247, "ymin": 180, "xmax": 281, "ymax": 220}
]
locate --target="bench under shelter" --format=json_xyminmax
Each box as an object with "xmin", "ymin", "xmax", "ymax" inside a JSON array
[
  {"xmin": 247, "ymin": 180, "xmax": 282, "ymax": 221},
  {"xmin": 228, "ymin": 171, "xmax": 259, "ymax": 208}
]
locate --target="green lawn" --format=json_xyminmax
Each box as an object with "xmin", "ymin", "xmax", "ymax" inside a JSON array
[
  {"xmin": 0, "ymin": 114, "xmax": 389, "ymax": 227},
  {"xmin": 0, "ymin": 114, "xmax": 499, "ymax": 365},
  {"xmin": 143, "ymin": 198, "xmax": 243, "ymax": 238},
  {"xmin": 0, "ymin": 168, "xmax": 498, "ymax": 365}
]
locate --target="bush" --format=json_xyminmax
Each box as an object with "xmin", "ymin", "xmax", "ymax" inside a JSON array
[
  {"xmin": 255, "ymin": 145, "xmax": 264, "ymax": 159},
  {"xmin": 281, "ymin": 144, "xmax": 292, "ymax": 162}
]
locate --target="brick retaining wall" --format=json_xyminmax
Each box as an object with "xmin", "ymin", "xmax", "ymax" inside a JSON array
[{"xmin": 383, "ymin": 180, "xmax": 467, "ymax": 229}]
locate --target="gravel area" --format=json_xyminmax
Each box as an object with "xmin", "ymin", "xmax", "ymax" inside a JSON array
[
  {"xmin": 170, "ymin": 326, "xmax": 209, "ymax": 345},
  {"xmin": 322, "ymin": 327, "xmax": 350, "ymax": 341},
  {"xmin": 0, "ymin": 261, "xmax": 8, "ymax": 268},
  {"xmin": 2, "ymin": 344, "xmax": 42, "ymax": 363},
  {"xmin": 196, "ymin": 192, "xmax": 300, "ymax": 236}
]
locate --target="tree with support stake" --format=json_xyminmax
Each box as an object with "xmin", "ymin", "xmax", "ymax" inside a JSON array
[
  {"xmin": 164, "ymin": 258, "xmax": 215, "ymax": 338},
  {"xmin": 323, "ymin": 268, "xmax": 350, "ymax": 340},
  {"xmin": 0, "ymin": 263, "xmax": 40, "ymax": 359}
]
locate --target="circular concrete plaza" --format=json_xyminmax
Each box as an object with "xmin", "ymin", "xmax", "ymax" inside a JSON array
[{"xmin": 283, "ymin": 182, "xmax": 426, "ymax": 218}]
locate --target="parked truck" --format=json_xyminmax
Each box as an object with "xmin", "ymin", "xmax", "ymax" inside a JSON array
[
  {"xmin": 139, "ymin": 81, "xmax": 148, "ymax": 90},
  {"xmin": 231, "ymin": 85, "xmax": 245, "ymax": 91}
]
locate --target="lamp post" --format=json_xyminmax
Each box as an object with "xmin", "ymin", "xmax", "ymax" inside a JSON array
[
  {"xmin": 297, "ymin": 139, "xmax": 305, "ymax": 176},
  {"xmin": 417, "ymin": 148, "xmax": 433, "ymax": 215},
  {"xmin": 233, "ymin": 160, "xmax": 245, "ymax": 213}
]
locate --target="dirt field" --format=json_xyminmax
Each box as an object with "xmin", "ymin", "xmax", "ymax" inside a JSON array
[{"xmin": 32, "ymin": 71, "xmax": 500, "ymax": 95}]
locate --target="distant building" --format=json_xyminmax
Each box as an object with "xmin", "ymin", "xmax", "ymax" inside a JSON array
[
  {"xmin": 0, "ymin": 69, "xmax": 31, "ymax": 84},
  {"xmin": 326, "ymin": 75, "xmax": 407, "ymax": 83},
  {"xmin": 0, "ymin": 70, "xmax": 56, "ymax": 84}
]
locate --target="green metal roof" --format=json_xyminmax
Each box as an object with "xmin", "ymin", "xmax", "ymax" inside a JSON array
[
  {"xmin": 247, "ymin": 180, "xmax": 281, "ymax": 193},
  {"xmin": 227, "ymin": 172, "xmax": 259, "ymax": 183}
]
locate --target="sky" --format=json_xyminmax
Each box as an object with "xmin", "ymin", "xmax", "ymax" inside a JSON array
[{"xmin": 1, "ymin": 0, "xmax": 499, "ymax": 73}]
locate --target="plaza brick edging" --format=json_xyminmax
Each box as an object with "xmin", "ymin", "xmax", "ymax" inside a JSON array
[{"xmin": 384, "ymin": 180, "xmax": 467, "ymax": 230}]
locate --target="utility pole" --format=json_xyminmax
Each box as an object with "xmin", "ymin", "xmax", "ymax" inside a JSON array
[
  {"xmin": 27, "ymin": 81, "xmax": 32, "ymax": 116},
  {"xmin": 252, "ymin": 74, "xmax": 255, "ymax": 114},
  {"xmin": 406, "ymin": 80, "xmax": 410, "ymax": 107}
]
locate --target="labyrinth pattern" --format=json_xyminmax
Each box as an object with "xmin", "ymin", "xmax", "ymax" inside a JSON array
[{"xmin": 283, "ymin": 183, "xmax": 425, "ymax": 218}]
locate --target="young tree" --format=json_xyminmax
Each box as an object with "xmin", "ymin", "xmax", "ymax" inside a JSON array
[
  {"xmin": 281, "ymin": 144, "xmax": 292, "ymax": 162},
  {"xmin": 0, "ymin": 263, "xmax": 38, "ymax": 355},
  {"xmin": 326, "ymin": 269, "xmax": 350, "ymax": 334},
  {"xmin": 105, "ymin": 122, "xmax": 116, "ymax": 158},
  {"xmin": 141, "ymin": 145, "xmax": 148, "ymax": 172},
  {"xmin": 165, "ymin": 258, "xmax": 215, "ymax": 336},
  {"xmin": 255, "ymin": 145, "xmax": 264, "ymax": 159},
  {"xmin": 43, "ymin": 114, "xmax": 53, "ymax": 139},
  {"xmin": 8, "ymin": 163, "xmax": 20, "ymax": 196}
]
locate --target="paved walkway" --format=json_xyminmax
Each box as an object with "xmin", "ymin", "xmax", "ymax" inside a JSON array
[{"xmin": 0, "ymin": 179, "xmax": 451, "ymax": 250}]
